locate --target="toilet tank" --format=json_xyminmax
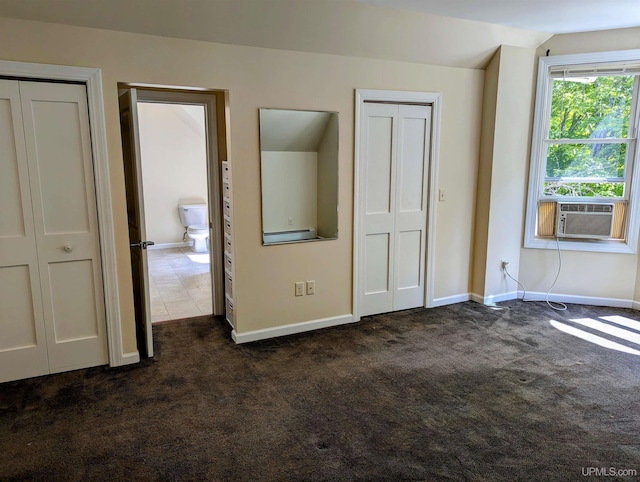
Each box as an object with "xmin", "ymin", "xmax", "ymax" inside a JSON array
[{"xmin": 178, "ymin": 203, "xmax": 207, "ymax": 227}]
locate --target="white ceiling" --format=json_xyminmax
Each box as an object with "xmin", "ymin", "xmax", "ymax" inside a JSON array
[{"xmin": 359, "ymin": 0, "xmax": 640, "ymax": 34}]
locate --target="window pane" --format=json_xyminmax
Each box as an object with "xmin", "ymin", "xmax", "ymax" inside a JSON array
[
  {"xmin": 545, "ymin": 143, "xmax": 626, "ymax": 179},
  {"xmin": 549, "ymin": 75, "xmax": 634, "ymax": 140},
  {"xmin": 543, "ymin": 181, "xmax": 624, "ymax": 197}
]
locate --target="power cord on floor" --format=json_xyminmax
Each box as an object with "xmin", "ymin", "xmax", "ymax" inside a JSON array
[{"xmin": 503, "ymin": 237, "xmax": 567, "ymax": 311}]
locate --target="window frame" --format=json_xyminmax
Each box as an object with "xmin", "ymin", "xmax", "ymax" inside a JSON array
[{"xmin": 525, "ymin": 50, "xmax": 640, "ymax": 253}]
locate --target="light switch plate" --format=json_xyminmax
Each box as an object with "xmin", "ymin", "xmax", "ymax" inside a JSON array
[{"xmin": 295, "ymin": 282, "xmax": 304, "ymax": 296}]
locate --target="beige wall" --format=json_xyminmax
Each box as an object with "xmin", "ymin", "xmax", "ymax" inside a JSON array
[
  {"xmin": 518, "ymin": 29, "xmax": 640, "ymax": 302},
  {"xmin": 537, "ymin": 26, "xmax": 640, "ymax": 58},
  {"xmin": 138, "ymin": 103, "xmax": 208, "ymax": 245},
  {"xmin": 471, "ymin": 50, "xmax": 500, "ymax": 297},
  {"xmin": 483, "ymin": 46, "xmax": 536, "ymax": 299},
  {"xmin": 473, "ymin": 46, "xmax": 536, "ymax": 302},
  {"xmin": 0, "ymin": 17, "xmax": 484, "ymax": 345},
  {"xmin": 317, "ymin": 115, "xmax": 339, "ymax": 239}
]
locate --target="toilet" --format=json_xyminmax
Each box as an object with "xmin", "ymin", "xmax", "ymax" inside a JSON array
[{"xmin": 178, "ymin": 203, "xmax": 209, "ymax": 253}]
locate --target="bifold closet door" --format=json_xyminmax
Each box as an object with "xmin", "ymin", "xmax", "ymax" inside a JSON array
[
  {"xmin": 359, "ymin": 102, "xmax": 431, "ymax": 317},
  {"xmin": 20, "ymin": 81, "xmax": 108, "ymax": 373},
  {"xmin": 0, "ymin": 80, "xmax": 50, "ymax": 383},
  {"xmin": 0, "ymin": 80, "xmax": 108, "ymax": 383}
]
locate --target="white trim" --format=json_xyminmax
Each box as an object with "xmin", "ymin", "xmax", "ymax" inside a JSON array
[
  {"xmin": 147, "ymin": 242, "xmax": 191, "ymax": 250},
  {"xmin": 431, "ymin": 293, "xmax": 471, "ymax": 307},
  {"xmin": 520, "ymin": 292, "xmax": 633, "ymax": 308},
  {"xmin": 470, "ymin": 291, "xmax": 519, "ymax": 305},
  {"xmin": 473, "ymin": 289, "xmax": 633, "ymax": 308},
  {"xmin": 469, "ymin": 292, "xmax": 484, "ymax": 304},
  {"xmin": 353, "ymin": 89, "xmax": 441, "ymax": 321},
  {"xmin": 0, "ymin": 60, "xmax": 130, "ymax": 367},
  {"xmin": 232, "ymin": 314, "xmax": 355, "ymax": 344},
  {"xmin": 525, "ymin": 50, "xmax": 640, "ymax": 254},
  {"xmin": 121, "ymin": 351, "xmax": 141, "ymax": 365}
]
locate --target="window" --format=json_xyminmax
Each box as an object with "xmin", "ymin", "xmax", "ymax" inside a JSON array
[{"xmin": 525, "ymin": 50, "xmax": 640, "ymax": 253}]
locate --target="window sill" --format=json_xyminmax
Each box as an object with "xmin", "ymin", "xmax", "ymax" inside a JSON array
[{"xmin": 524, "ymin": 236, "xmax": 635, "ymax": 254}]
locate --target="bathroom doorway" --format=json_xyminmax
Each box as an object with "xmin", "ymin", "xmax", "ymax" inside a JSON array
[
  {"xmin": 138, "ymin": 101, "xmax": 212, "ymax": 322},
  {"xmin": 119, "ymin": 86, "xmax": 227, "ymax": 357}
]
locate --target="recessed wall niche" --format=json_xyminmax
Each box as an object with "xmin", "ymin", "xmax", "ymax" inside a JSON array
[{"xmin": 259, "ymin": 108, "xmax": 339, "ymax": 245}]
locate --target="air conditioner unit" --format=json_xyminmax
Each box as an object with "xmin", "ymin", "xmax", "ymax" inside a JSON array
[{"xmin": 555, "ymin": 202, "xmax": 614, "ymax": 239}]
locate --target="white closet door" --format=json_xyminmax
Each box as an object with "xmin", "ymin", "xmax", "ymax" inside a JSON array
[
  {"xmin": 359, "ymin": 102, "xmax": 431, "ymax": 317},
  {"xmin": 393, "ymin": 104, "xmax": 431, "ymax": 310},
  {"xmin": 20, "ymin": 81, "xmax": 108, "ymax": 373},
  {"xmin": 0, "ymin": 80, "xmax": 49, "ymax": 383},
  {"xmin": 359, "ymin": 102, "xmax": 398, "ymax": 316}
]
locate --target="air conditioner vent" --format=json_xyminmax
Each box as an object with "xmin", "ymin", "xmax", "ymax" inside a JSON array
[
  {"xmin": 555, "ymin": 202, "xmax": 614, "ymax": 239},
  {"xmin": 559, "ymin": 203, "xmax": 613, "ymax": 214}
]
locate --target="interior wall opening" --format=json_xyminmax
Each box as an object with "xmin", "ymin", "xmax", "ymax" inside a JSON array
[
  {"xmin": 137, "ymin": 101, "xmax": 213, "ymax": 322},
  {"xmin": 118, "ymin": 85, "xmax": 227, "ymax": 358}
]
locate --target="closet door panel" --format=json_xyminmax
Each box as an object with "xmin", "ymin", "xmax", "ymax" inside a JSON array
[
  {"xmin": 398, "ymin": 116, "xmax": 426, "ymax": 213},
  {"xmin": 360, "ymin": 103, "xmax": 398, "ymax": 316},
  {"xmin": 31, "ymin": 100, "xmax": 91, "ymax": 235},
  {"xmin": 393, "ymin": 105, "xmax": 431, "ymax": 311},
  {"xmin": 20, "ymin": 81, "xmax": 108, "ymax": 373},
  {"xmin": 0, "ymin": 80, "xmax": 49, "ymax": 383}
]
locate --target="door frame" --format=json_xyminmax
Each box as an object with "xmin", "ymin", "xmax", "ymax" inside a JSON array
[
  {"xmin": 134, "ymin": 89, "xmax": 224, "ymax": 319},
  {"xmin": 353, "ymin": 89, "xmax": 442, "ymax": 321},
  {"xmin": 118, "ymin": 85, "xmax": 226, "ymax": 345},
  {"xmin": 0, "ymin": 60, "xmax": 130, "ymax": 366}
]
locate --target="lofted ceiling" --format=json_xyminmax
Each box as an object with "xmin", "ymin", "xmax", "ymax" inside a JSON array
[
  {"xmin": 0, "ymin": 0, "xmax": 632, "ymax": 69},
  {"xmin": 358, "ymin": 0, "xmax": 640, "ymax": 34}
]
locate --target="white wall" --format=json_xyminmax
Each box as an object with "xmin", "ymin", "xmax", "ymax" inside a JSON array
[
  {"xmin": 138, "ymin": 103, "xmax": 208, "ymax": 245},
  {"xmin": 260, "ymin": 151, "xmax": 317, "ymax": 233}
]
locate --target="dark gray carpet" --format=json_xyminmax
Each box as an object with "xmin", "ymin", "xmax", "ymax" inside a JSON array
[{"xmin": 1, "ymin": 301, "xmax": 640, "ymax": 481}]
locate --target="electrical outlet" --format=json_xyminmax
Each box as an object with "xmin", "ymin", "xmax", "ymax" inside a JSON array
[
  {"xmin": 295, "ymin": 282, "xmax": 304, "ymax": 296},
  {"xmin": 501, "ymin": 260, "xmax": 509, "ymax": 271},
  {"xmin": 306, "ymin": 280, "xmax": 315, "ymax": 295},
  {"xmin": 288, "ymin": 217, "xmax": 293, "ymax": 226}
]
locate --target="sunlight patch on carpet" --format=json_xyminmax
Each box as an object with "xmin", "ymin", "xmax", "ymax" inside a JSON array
[{"xmin": 550, "ymin": 318, "xmax": 640, "ymax": 356}]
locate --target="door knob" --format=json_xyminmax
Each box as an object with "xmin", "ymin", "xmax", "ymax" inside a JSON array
[
  {"xmin": 63, "ymin": 244, "xmax": 73, "ymax": 252},
  {"xmin": 130, "ymin": 241, "xmax": 155, "ymax": 249}
]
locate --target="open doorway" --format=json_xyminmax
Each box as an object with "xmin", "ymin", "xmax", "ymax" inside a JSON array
[
  {"xmin": 137, "ymin": 102, "xmax": 212, "ymax": 322},
  {"xmin": 119, "ymin": 86, "xmax": 226, "ymax": 357}
]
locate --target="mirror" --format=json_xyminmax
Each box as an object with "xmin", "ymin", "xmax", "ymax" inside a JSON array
[{"xmin": 259, "ymin": 108, "xmax": 339, "ymax": 245}]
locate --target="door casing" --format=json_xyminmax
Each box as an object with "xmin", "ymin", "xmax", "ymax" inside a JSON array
[{"xmin": 353, "ymin": 89, "xmax": 442, "ymax": 321}]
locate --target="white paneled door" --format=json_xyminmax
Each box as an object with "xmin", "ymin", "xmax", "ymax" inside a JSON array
[
  {"xmin": 358, "ymin": 102, "xmax": 431, "ymax": 317},
  {"xmin": 0, "ymin": 80, "xmax": 108, "ymax": 383}
]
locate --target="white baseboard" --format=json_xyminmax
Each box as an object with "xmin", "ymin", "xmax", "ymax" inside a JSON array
[
  {"xmin": 430, "ymin": 293, "xmax": 470, "ymax": 307},
  {"xmin": 468, "ymin": 291, "xmax": 636, "ymax": 309},
  {"xmin": 232, "ymin": 314, "xmax": 355, "ymax": 344},
  {"xmin": 147, "ymin": 241, "xmax": 190, "ymax": 250},
  {"xmin": 522, "ymin": 292, "xmax": 633, "ymax": 309},
  {"xmin": 470, "ymin": 291, "xmax": 519, "ymax": 305},
  {"xmin": 120, "ymin": 351, "xmax": 141, "ymax": 365}
]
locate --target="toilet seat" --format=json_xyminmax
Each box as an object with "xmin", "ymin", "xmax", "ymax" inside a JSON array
[{"xmin": 187, "ymin": 224, "xmax": 208, "ymax": 236}]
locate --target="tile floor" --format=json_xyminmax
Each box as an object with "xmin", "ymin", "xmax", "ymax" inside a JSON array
[{"xmin": 148, "ymin": 247, "xmax": 213, "ymax": 323}]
